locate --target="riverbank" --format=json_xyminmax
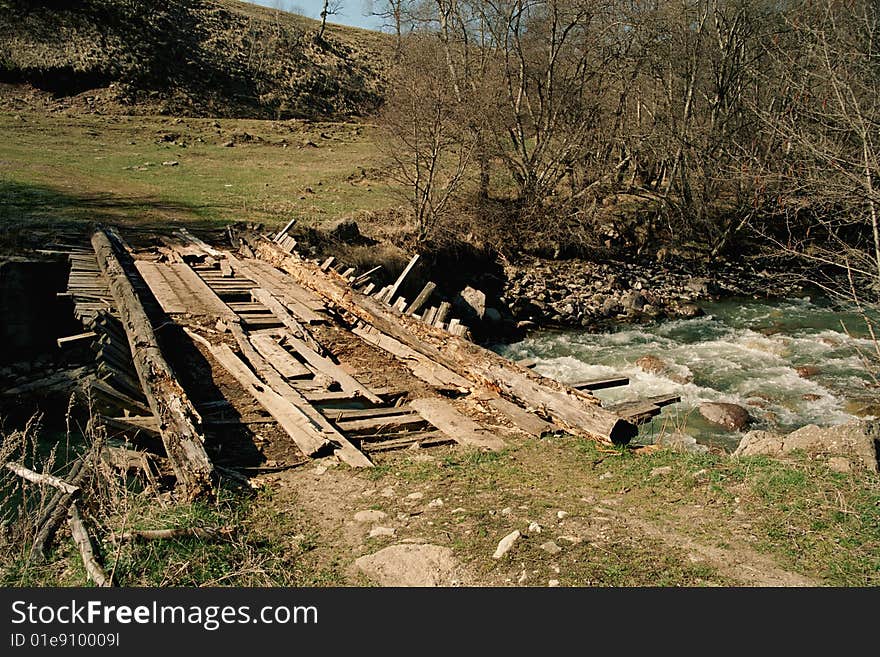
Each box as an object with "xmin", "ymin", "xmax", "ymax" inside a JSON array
[{"xmin": 501, "ymin": 251, "xmax": 813, "ymax": 332}]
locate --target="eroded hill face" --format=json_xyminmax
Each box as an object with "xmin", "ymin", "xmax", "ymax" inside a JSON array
[{"xmin": 0, "ymin": 0, "xmax": 388, "ymax": 118}]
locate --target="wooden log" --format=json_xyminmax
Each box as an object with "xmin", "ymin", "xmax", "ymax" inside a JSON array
[
  {"xmin": 247, "ymin": 234, "xmax": 637, "ymax": 445},
  {"xmin": 31, "ymin": 456, "xmax": 91, "ymax": 561},
  {"xmin": 385, "ymin": 254, "xmax": 419, "ymax": 305},
  {"xmin": 5, "ymin": 463, "xmax": 79, "ymax": 494},
  {"xmin": 409, "ymin": 398, "xmax": 506, "ymax": 450},
  {"xmin": 91, "ymin": 229, "xmax": 214, "ymax": 499},
  {"xmin": 405, "ymin": 282, "xmax": 436, "ymax": 316},
  {"xmin": 470, "ymin": 392, "xmax": 556, "ymax": 437},
  {"xmin": 67, "ymin": 503, "xmax": 113, "ymax": 587}
]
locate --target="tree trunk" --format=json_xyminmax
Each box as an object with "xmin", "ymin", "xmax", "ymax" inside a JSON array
[{"xmin": 92, "ymin": 229, "xmax": 214, "ymax": 500}]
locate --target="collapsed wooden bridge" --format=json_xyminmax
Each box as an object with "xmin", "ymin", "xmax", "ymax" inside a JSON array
[{"xmin": 22, "ymin": 224, "xmax": 680, "ymax": 499}]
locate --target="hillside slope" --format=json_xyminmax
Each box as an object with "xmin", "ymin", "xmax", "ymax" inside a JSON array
[{"xmin": 0, "ymin": 0, "xmax": 389, "ymax": 118}]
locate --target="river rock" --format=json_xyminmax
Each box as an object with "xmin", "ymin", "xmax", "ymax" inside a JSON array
[
  {"xmin": 676, "ymin": 303, "xmax": 704, "ymax": 319},
  {"xmin": 795, "ymin": 365, "xmax": 820, "ymax": 378},
  {"xmin": 656, "ymin": 432, "xmax": 710, "ymax": 454},
  {"xmin": 325, "ymin": 218, "xmax": 362, "ymax": 243},
  {"xmin": 458, "ymin": 286, "xmax": 487, "ymax": 319},
  {"xmin": 698, "ymin": 402, "xmax": 751, "ymax": 431},
  {"xmin": 493, "ymin": 530, "xmax": 522, "ymax": 559},
  {"xmin": 355, "ymin": 544, "xmax": 459, "ymax": 586},
  {"xmin": 734, "ymin": 421, "xmax": 878, "ymax": 472},
  {"xmin": 635, "ymin": 355, "xmax": 693, "ymax": 384},
  {"xmin": 636, "ymin": 355, "xmax": 668, "ymax": 376}
]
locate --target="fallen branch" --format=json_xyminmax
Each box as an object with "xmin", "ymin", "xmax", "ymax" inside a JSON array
[
  {"xmin": 67, "ymin": 503, "xmax": 113, "ymax": 587},
  {"xmin": 5, "ymin": 462, "xmax": 79, "ymax": 495}
]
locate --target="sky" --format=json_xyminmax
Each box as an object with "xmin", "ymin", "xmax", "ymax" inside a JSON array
[{"xmin": 243, "ymin": 0, "xmax": 385, "ymax": 31}]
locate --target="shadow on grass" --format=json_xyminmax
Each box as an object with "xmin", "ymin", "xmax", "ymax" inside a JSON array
[{"xmin": 0, "ymin": 179, "xmax": 227, "ymax": 251}]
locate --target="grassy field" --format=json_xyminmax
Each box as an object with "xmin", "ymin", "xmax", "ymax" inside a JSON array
[
  {"xmin": 3, "ymin": 432, "xmax": 877, "ymax": 587},
  {"xmin": 0, "ymin": 110, "xmax": 398, "ymax": 247}
]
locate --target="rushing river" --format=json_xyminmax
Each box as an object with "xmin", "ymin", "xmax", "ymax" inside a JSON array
[{"xmin": 495, "ymin": 296, "xmax": 880, "ymax": 451}]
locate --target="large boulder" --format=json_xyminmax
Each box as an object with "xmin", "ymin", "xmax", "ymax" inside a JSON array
[
  {"xmin": 734, "ymin": 421, "xmax": 879, "ymax": 472},
  {"xmin": 635, "ymin": 355, "xmax": 693, "ymax": 385},
  {"xmin": 457, "ymin": 286, "xmax": 487, "ymax": 320},
  {"xmin": 698, "ymin": 402, "xmax": 751, "ymax": 431},
  {"xmin": 354, "ymin": 544, "xmax": 460, "ymax": 587}
]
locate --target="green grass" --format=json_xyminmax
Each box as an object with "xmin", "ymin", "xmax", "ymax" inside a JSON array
[{"xmin": 0, "ymin": 111, "xmax": 398, "ymax": 242}]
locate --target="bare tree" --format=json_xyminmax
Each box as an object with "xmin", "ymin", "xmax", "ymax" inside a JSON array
[
  {"xmin": 380, "ymin": 35, "xmax": 475, "ymax": 241},
  {"xmin": 318, "ymin": 0, "xmax": 343, "ymax": 40}
]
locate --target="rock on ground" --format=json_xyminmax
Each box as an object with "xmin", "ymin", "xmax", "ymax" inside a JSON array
[
  {"xmin": 354, "ymin": 544, "xmax": 459, "ymax": 587},
  {"xmin": 734, "ymin": 421, "xmax": 879, "ymax": 472},
  {"xmin": 656, "ymin": 432, "xmax": 710, "ymax": 454},
  {"xmin": 698, "ymin": 402, "xmax": 751, "ymax": 431},
  {"xmin": 493, "ymin": 530, "xmax": 522, "ymax": 559}
]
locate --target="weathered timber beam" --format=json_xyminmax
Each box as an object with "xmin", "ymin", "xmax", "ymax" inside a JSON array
[
  {"xmin": 245, "ymin": 233, "xmax": 637, "ymax": 445},
  {"xmin": 91, "ymin": 229, "xmax": 214, "ymax": 499}
]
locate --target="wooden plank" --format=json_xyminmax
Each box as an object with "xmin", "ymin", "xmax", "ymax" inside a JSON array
[
  {"xmin": 341, "ymin": 267, "xmax": 355, "ymax": 279},
  {"xmin": 336, "ymin": 413, "xmax": 427, "ymax": 434},
  {"xmin": 247, "ymin": 233, "xmax": 638, "ymax": 445},
  {"xmin": 352, "ymin": 265, "xmax": 382, "ymax": 287},
  {"xmin": 321, "ymin": 405, "xmax": 414, "ymax": 421},
  {"xmin": 422, "ymin": 306, "xmax": 438, "ymax": 325},
  {"xmin": 352, "ymin": 324, "xmax": 470, "ymax": 390},
  {"xmin": 362, "ymin": 282, "xmax": 376, "ymax": 295},
  {"xmin": 393, "ymin": 297, "xmax": 408, "ymax": 312},
  {"xmin": 249, "ymin": 334, "xmax": 312, "ymax": 379},
  {"xmin": 405, "ymin": 282, "xmax": 436, "ymax": 316},
  {"xmin": 287, "ymin": 334, "xmax": 382, "ymax": 404},
  {"xmin": 362, "ymin": 431, "xmax": 454, "ymax": 453},
  {"xmin": 220, "ymin": 260, "xmax": 234, "ymax": 278},
  {"xmin": 571, "ymin": 376, "xmax": 629, "ymax": 391},
  {"xmin": 135, "ymin": 261, "xmax": 233, "ymax": 318},
  {"xmin": 334, "ymin": 411, "xmax": 427, "ymax": 434},
  {"xmin": 57, "ymin": 331, "xmax": 96, "ymax": 347},
  {"xmin": 273, "ymin": 218, "xmax": 297, "ymax": 243},
  {"xmin": 385, "ymin": 254, "xmax": 419, "ymax": 306},
  {"xmin": 208, "ymin": 343, "xmax": 331, "ymax": 457},
  {"xmin": 433, "ymin": 301, "xmax": 451, "ymax": 327},
  {"xmin": 250, "ymin": 288, "xmax": 326, "ymax": 353},
  {"xmin": 320, "ymin": 256, "xmax": 335, "ymax": 272},
  {"xmin": 409, "ymin": 398, "xmax": 506, "ymax": 450}
]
